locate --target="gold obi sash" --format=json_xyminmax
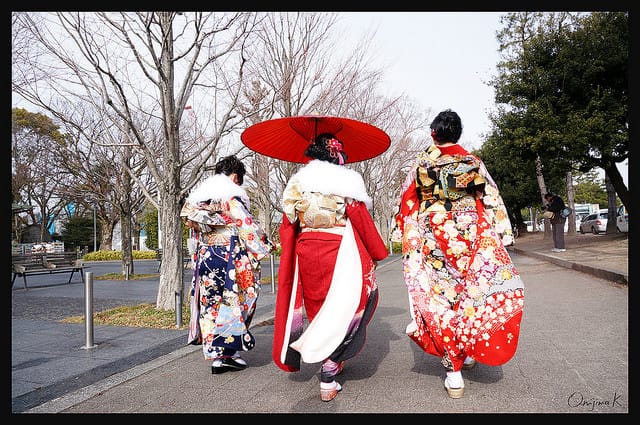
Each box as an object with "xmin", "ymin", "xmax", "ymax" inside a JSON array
[
  {"xmin": 199, "ymin": 227, "xmax": 236, "ymax": 246},
  {"xmin": 417, "ymin": 145, "xmax": 486, "ymax": 213},
  {"xmin": 296, "ymin": 192, "xmax": 347, "ymax": 230}
]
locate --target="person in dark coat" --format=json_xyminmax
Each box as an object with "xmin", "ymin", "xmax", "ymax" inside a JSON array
[{"xmin": 543, "ymin": 192, "xmax": 567, "ymax": 252}]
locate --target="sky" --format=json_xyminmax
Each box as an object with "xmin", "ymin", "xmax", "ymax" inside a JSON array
[
  {"xmin": 338, "ymin": 12, "xmax": 502, "ymax": 150},
  {"xmin": 336, "ymin": 11, "xmax": 629, "ymax": 185}
]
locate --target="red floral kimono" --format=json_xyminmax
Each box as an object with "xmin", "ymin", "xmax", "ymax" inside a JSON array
[{"xmin": 396, "ymin": 144, "xmax": 524, "ymax": 371}]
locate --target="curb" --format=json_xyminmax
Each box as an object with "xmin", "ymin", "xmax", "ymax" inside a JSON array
[{"xmin": 25, "ymin": 345, "xmax": 201, "ymax": 414}]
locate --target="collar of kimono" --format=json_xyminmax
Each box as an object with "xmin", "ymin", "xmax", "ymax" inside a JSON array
[
  {"xmin": 294, "ymin": 160, "xmax": 372, "ymax": 209},
  {"xmin": 428, "ymin": 143, "xmax": 470, "ymax": 157},
  {"xmin": 186, "ymin": 174, "xmax": 250, "ymax": 208}
]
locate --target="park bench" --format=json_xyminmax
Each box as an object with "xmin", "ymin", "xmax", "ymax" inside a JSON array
[{"xmin": 12, "ymin": 252, "xmax": 85, "ymax": 290}]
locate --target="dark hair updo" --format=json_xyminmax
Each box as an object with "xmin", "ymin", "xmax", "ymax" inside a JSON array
[
  {"xmin": 303, "ymin": 133, "xmax": 348, "ymax": 165},
  {"xmin": 430, "ymin": 109, "xmax": 463, "ymax": 144},
  {"xmin": 214, "ymin": 155, "xmax": 246, "ymax": 185}
]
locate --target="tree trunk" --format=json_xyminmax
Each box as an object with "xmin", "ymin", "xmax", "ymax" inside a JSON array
[
  {"xmin": 155, "ymin": 11, "xmax": 184, "ymax": 312},
  {"xmin": 535, "ymin": 156, "xmax": 552, "ymax": 239},
  {"xmin": 120, "ymin": 203, "xmax": 134, "ymax": 276},
  {"xmin": 99, "ymin": 218, "xmax": 115, "ymax": 251},
  {"xmin": 120, "ymin": 146, "xmax": 135, "ymax": 275},
  {"xmin": 605, "ymin": 174, "xmax": 618, "ymax": 234},
  {"xmin": 603, "ymin": 161, "xmax": 628, "ymax": 210},
  {"xmin": 39, "ymin": 204, "xmax": 49, "ymax": 243},
  {"xmin": 565, "ymin": 171, "xmax": 576, "ymax": 234},
  {"xmin": 156, "ymin": 191, "xmax": 185, "ymax": 311}
]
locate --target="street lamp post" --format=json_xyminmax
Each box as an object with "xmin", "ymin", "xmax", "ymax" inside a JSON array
[
  {"xmin": 157, "ymin": 192, "xmax": 162, "ymax": 249},
  {"xmin": 93, "ymin": 204, "xmax": 97, "ymax": 252},
  {"xmin": 387, "ymin": 217, "xmax": 393, "ymax": 255}
]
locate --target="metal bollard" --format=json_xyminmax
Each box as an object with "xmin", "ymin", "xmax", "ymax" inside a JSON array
[
  {"xmin": 82, "ymin": 271, "xmax": 97, "ymax": 349},
  {"xmin": 269, "ymin": 254, "xmax": 275, "ymax": 293},
  {"xmin": 125, "ymin": 262, "xmax": 130, "ymax": 280},
  {"xmin": 175, "ymin": 291, "xmax": 183, "ymax": 328}
]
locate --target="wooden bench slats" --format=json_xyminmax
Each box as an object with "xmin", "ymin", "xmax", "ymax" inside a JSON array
[{"xmin": 12, "ymin": 253, "xmax": 85, "ymax": 290}]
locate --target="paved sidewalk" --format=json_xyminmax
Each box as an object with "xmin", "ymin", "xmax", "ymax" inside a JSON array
[
  {"xmin": 11, "ymin": 257, "xmax": 279, "ymax": 414},
  {"xmin": 508, "ymin": 231, "xmax": 628, "ymax": 284},
  {"xmin": 11, "ymin": 232, "xmax": 628, "ymax": 414}
]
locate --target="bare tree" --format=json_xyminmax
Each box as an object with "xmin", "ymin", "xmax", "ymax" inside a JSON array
[
  {"xmin": 54, "ymin": 111, "xmax": 153, "ymax": 273},
  {"xmin": 13, "ymin": 11, "xmax": 259, "ymax": 310},
  {"xmin": 13, "ymin": 11, "xmax": 445, "ymax": 317},
  {"xmin": 239, "ymin": 12, "xmax": 430, "ymax": 244},
  {"xmin": 238, "ymin": 12, "xmax": 342, "ymax": 239}
]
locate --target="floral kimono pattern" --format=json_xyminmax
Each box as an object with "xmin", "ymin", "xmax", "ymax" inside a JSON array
[
  {"xmin": 183, "ymin": 188, "xmax": 273, "ymax": 360},
  {"xmin": 396, "ymin": 143, "xmax": 524, "ymax": 370}
]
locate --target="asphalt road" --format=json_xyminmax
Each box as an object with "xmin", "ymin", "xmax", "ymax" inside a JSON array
[{"xmin": 29, "ymin": 251, "xmax": 629, "ymax": 414}]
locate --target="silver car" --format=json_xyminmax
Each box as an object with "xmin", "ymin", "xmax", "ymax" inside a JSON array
[{"xmin": 579, "ymin": 210, "xmax": 608, "ymax": 234}]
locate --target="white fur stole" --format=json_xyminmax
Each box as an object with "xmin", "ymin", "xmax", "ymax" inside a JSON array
[
  {"xmin": 187, "ymin": 174, "xmax": 250, "ymax": 208},
  {"xmin": 293, "ymin": 160, "xmax": 372, "ymax": 209}
]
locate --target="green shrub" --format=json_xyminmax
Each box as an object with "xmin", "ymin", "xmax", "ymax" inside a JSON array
[
  {"xmin": 83, "ymin": 250, "xmax": 157, "ymax": 261},
  {"xmin": 388, "ymin": 241, "xmax": 402, "ymax": 254}
]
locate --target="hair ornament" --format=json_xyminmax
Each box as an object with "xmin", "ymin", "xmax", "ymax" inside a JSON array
[
  {"xmin": 431, "ymin": 129, "xmax": 439, "ymax": 141},
  {"xmin": 326, "ymin": 138, "xmax": 345, "ymax": 165}
]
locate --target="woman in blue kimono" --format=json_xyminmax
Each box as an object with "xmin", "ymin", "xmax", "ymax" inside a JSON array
[{"xmin": 181, "ymin": 155, "xmax": 274, "ymax": 374}]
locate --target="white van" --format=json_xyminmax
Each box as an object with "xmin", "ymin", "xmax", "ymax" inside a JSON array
[{"xmin": 616, "ymin": 205, "xmax": 628, "ymax": 233}]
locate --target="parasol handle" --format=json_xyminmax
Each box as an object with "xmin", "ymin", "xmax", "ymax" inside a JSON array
[{"xmin": 313, "ymin": 118, "xmax": 318, "ymax": 140}]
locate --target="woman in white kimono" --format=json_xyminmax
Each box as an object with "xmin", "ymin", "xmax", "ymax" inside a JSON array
[{"xmin": 181, "ymin": 155, "xmax": 274, "ymax": 374}]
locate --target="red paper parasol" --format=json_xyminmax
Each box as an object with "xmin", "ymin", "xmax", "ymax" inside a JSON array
[{"xmin": 240, "ymin": 115, "xmax": 391, "ymax": 163}]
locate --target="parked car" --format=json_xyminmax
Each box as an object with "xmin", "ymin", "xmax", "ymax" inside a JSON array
[
  {"xmin": 524, "ymin": 220, "xmax": 543, "ymax": 232},
  {"xmin": 616, "ymin": 205, "xmax": 628, "ymax": 233},
  {"xmin": 579, "ymin": 210, "xmax": 608, "ymax": 234}
]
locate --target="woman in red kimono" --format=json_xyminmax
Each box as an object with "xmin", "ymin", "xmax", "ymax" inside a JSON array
[
  {"xmin": 272, "ymin": 134, "xmax": 388, "ymax": 402},
  {"xmin": 395, "ymin": 110, "xmax": 524, "ymax": 398}
]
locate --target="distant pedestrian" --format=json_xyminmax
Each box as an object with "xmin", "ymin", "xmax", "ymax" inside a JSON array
[
  {"xmin": 543, "ymin": 192, "xmax": 567, "ymax": 252},
  {"xmin": 181, "ymin": 155, "xmax": 274, "ymax": 374},
  {"xmin": 395, "ymin": 109, "xmax": 525, "ymax": 399}
]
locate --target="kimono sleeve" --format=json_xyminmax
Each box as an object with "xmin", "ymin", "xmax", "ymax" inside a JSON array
[
  {"xmin": 345, "ymin": 201, "xmax": 389, "ymax": 261},
  {"xmin": 478, "ymin": 160, "xmax": 515, "ymax": 246},
  {"xmin": 395, "ymin": 166, "xmax": 419, "ymax": 234},
  {"xmin": 228, "ymin": 197, "xmax": 274, "ymax": 261}
]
